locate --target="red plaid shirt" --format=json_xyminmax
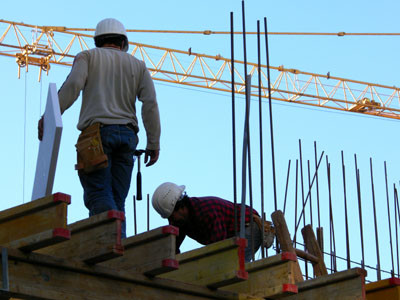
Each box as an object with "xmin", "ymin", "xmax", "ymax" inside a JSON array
[{"xmin": 169, "ymin": 196, "xmax": 259, "ymax": 252}]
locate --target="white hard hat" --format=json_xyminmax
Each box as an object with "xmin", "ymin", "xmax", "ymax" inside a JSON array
[
  {"xmin": 94, "ymin": 18, "xmax": 129, "ymax": 52},
  {"xmin": 152, "ymin": 182, "xmax": 186, "ymax": 218}
]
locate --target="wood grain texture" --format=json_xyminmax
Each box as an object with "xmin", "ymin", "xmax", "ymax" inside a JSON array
[
  {"xmin": 271, "ymin": 210, "xmax": 304, "ymax": 282},
  {"xmin": 301, "ymin": 225, "xmax": 328, "ymax": 277},
  {"xmin": 36, "ymin": 210, "xmax": 124, "ymax": 264},
  {"xmin": 0, "ymin": 247, "xmax": 242, "ymax": 300},
  {"xmin": 280, "ymin": 268, "xmax": 367, "ymax": 300},
  {"xmin": 222, "ymin": 252, "xmax": 298, "ymax": 299},
  {"xmin": 0, "ymin": 193, "xmax": 69, "ymax": 245},
  {"xmin": 101, "ymin": 225, "xmax": 179, "ymax": 276},
  {"xmin": 160, "ymin": 237, "xmax": 248, "ymax": 289},
  {"xmin": 366, "ymin": 278, "xmax": 400, "ymax": 300}
]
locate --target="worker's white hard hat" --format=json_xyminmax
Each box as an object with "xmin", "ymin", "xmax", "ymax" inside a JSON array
[
  {"xmin": 152, "ymin": 182, "xmax": 186, "ymax": 218},
  {"xmin": 94, "ymin": 18, "xmax": 129, "ymax": 52}
]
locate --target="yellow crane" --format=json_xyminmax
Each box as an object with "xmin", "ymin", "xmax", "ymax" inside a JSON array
[{"xmin": 0, "ymin": 19, "xmax": 399, "ymax": 120}]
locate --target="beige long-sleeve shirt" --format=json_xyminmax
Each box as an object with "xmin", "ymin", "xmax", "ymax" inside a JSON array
[{"xmin": 58, "ymin": 46, "xmax": 161, "ymax": 150}]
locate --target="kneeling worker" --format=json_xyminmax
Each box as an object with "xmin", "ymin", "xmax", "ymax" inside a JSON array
[{"xmin": 152, "ymin": 182, "xmax": 274, "ymax": 262}]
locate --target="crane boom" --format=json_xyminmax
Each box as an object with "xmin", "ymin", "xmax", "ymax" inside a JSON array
[{"xmin": 0, "ymin": 19, "xmax": 399, "ymax": 120}]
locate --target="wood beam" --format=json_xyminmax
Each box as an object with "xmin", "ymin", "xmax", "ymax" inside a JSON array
[
  {"xmin": 0, "ymin": 246, "xmax": 244, "ymax": 300},
  {"xmin": 101, "ymin": 225, "xmax": 179, "ymax": 276},
  {"xmin": 0, "ymin": 193, "xmax": 70, "ymax": 245},
  {"xmin": 271, "ymin": 210, "xmax": 304, "ymax": 282},
  {"xmin": 301, "ymin": 225, "xmax": 327, "ymax": 277},
  {"xmin": 222, "ymin": 252, "xmax": 298, "ymax": 299},
  {"xmin": 366, "ymin": 277, "xmax": 400, "ymax": 300},
  {"xmin": 6, "ymin": 228, "xmax": 70, "ymax": 252},
  {"xmin": 160, "ymin": 237, "xmax": 248, "ymax": 289},
  {"xmin": 279, "ymin": 268, "xmax": 367, "ymax": 300},
  {"xmin": 36, "ymin": 210, "xmax": 124, "ymax": 264}
]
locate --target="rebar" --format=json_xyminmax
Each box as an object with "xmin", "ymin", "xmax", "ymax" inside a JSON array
[{"xmin": 369, "ymin": 158, "xmax": 381, "ymax": 280}]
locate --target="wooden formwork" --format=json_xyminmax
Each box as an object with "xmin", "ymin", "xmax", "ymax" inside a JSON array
[
  {"xmin": 0, "ymin": 196, "xmax": 370, "ymax": 300},
  {"xmin": 366, "ymin": 277, "xmax": 400, "ymax": 300}
]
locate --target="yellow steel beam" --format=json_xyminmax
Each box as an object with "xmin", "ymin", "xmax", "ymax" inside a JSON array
[{"xmin": 0, "ymin": 19, "xmax": 399, "ymax": 119}]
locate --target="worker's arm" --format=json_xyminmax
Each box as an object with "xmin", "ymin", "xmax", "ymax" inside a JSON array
[
  {"xmin": 144, "ymin": 149, "xmax": 159, "ymax": 167},
  {"xmin": 58, "ymin": 52, "xmax": 89, "ymax": 114},
  {"xmin": 137, "ymin": 63, "xmax": 161, "ymax": 166},
  {"xmin": 38, "ymin": 53, "xmax": 88, "ymax": 141}
]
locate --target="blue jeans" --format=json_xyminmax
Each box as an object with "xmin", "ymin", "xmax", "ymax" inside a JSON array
[
  {"xmin": 245, "ymin": 221, "xmax": 262, "ymax": 262},
  {"xmin": 79, "ymin": 124, "xmax": 138, "ymax": 238}
]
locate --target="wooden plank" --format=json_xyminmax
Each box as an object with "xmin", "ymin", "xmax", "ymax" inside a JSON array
[
  {"xmin": 160, "ymin": 237, "xmax": 248, "ymax": 289},
  {"xmin": 295, "ymin": 248, "xmax": 318, "ymax": 263},
  {"xmin": 6, "ymin": 228, "xmax": 70, "ymax": 252},
  {"xmin": 0, "ymin": 246, "xmax": 243, "ymax": 300},
  {"xmin": 36, "ymin": 210, "xmax": 124, "ymax": 264},
  {"xmin": 101, "ymin": 225, "xmax": 179, "ymax": 276},
  {"xmin": 0, "ymin": 193, "xmax": 70, "ymax": 245},
  {"xmin": 222, "ymin": 252, "xmax": 298, "ymax": 299},
  {"xmin": 271, "ymin": 210, "xmax": 304, "ymax": 282},
  {"xmin": 301, "ymin": 225, "xmax": 328, "ymax": 277},
  {"xmin": 316, "ymin": 227, "xmax": 324, "ymax": 253},
  {"xmin": 366, "ymin": 277, "xmax": 400, "ymax": 300},
  {"xmin": 279, "ymin": 268, "xmax": 367, "ymax": 300}
]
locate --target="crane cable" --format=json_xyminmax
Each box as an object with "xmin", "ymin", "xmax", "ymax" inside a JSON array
[{"xmin": 23, "ymin": 71, "xmax": 27, "ymax": 203}]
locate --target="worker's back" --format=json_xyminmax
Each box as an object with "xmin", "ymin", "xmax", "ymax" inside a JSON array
[{"xmin": 74, "ymin": 47, "xmax": 154, "ymax": 131}]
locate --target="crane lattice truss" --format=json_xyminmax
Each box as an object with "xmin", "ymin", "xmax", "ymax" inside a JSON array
[{"xmin": 1, "ymin": 19, "xmax": 399, "ymax": 120}]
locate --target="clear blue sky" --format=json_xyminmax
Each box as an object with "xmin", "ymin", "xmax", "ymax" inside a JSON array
[{"xmin": 0, "ymin": 0, "xmax": 399, "ymax": 282}]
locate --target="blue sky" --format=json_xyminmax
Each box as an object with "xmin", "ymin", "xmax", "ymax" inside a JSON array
[{"xmin": 0, "ymin": 0, "xmax": 399, "ymax": 282}]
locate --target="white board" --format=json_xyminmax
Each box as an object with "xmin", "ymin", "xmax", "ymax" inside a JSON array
[{"xmin": 31, "ymin": 83, "xmax": 63, "ymax": 201}]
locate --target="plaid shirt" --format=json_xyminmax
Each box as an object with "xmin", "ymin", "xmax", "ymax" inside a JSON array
[{"xmin": 169, "ymin": 196, "xmax": 259, "ymax": 252}]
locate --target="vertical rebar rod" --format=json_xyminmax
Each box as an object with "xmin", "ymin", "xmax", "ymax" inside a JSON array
[
  {"xmin": 341, "ymin": 151, "xmax": 351, "ymax": 269},
  {"xmin": 384, "ymin": 161, "xmax": 395, "ymax": 275},
  {"xmin": 395, "ymin": 184, "xmax": 400, "ymax": 276},
  {"xmin": 298, "ymin": 140, "xmax": 306, "ymax": 222},
  {"xmin": 293, "ymin": 151, "xmax": 325, "ymax": 241},
  {"xmin": 246, "ymin": 75, "xmax": 255, "ymax": 260},
  {"xmin": 354, "ymin": 154, "xmax": 365, "ymax": 268},
  {"xmin": 264, "ymin": 17, "xmax": 278, "ymax": 213},
  {"xmin": 147, "ymin": 194, "xmax": 150, "ymax": 231},
  {"xmin": 239, "ymin": 78, "xmax": 250, "ymax": 239},
  {"xmin": 314, "ymin": 141, "xmax": 321, "ymax": 229},
  {"xmin": 326, "ymin": 157, "xmax": 333, "ymax": 272},
  {"xmin": 307, "ymin": 160, "xmax": 313, "ymax": 229},
  {"xmin": 257, "ymin": 19, "xmax": 265, "ymax": 259},
  {"xmin": 294, "ymin": 159, "xmax": 299, "ymax": 245},
  {"xmin": 299, "ymin": 140, "xmax": 307, "ymax": 277},
  {"xmin": 133, "ymin": 195, "xmax": 137, "ymax": 235},
  {"xmin": 369, "ymin": 158, "xmax": 381, "ymax": 280},
  {"xmin": 239, "ymin": 0, "xmax": 249, "ymax": 239},
  {"xmin": 283, "ymin": 160, "xmax": 291, "ymax": 215},
  {"xmin": 230, "ymin": 11, "xmax": 238, "ymax": 238}
]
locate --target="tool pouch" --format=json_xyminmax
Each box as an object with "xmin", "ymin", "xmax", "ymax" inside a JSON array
[
  {"xmin": 75, "ymin": 123, "xmax": 108, "ymax": 174},
  {"xmin": 253, "ymin": 214, "xmax": 275, "ymax": 249}
]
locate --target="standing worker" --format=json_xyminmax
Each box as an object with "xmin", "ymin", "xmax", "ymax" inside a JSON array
[
  {"xmin": 152, "ymin": 182, "xmax": 274, "ymax": 262},
  {"xmin": 38, "ymin": 18, "xmax": 161, "ymax": 238}
]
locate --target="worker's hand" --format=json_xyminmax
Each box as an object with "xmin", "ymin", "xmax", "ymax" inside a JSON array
[
  {"xmin": 38, "ymin": 115, "xmax": 44, "ymax": 141},
  {"xmin": 144, "ymin": 149, "xmax": 159, "ymax": 167}
]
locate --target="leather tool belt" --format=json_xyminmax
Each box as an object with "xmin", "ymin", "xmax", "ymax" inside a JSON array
[{"xmin": 75, "ymin": 123, "xmax": 108, "ymax": 174}]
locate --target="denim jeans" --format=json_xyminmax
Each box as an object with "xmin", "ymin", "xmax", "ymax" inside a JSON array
[
  {"xmin": 79, "ymin": 124, "xmax": 138, "ymax": 238},
  {"xmin": 244, "ymin": 221, "xmax": 262, "ymax": 262}
]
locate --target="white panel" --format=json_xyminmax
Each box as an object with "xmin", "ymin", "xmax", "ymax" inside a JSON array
[{"xmin": 31, "ymin": 83, "xmax": 63, "ymax": 201}]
